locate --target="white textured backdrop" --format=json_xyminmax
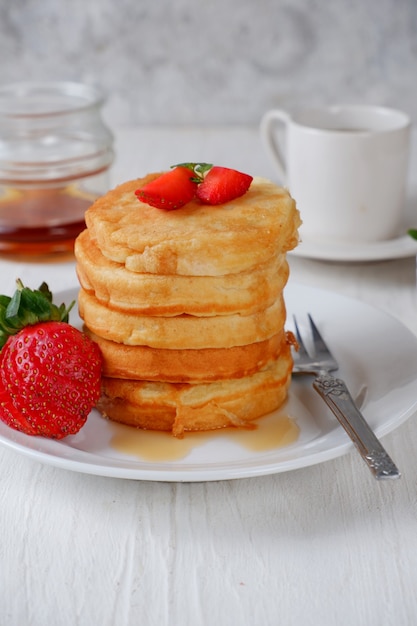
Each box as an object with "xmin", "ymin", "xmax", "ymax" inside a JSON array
[{"xmin": 1, "ymin": 0, "xmax": 416, "ymax": 126}]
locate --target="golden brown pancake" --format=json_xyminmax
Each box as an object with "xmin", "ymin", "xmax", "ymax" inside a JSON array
[
  {"xmin": 97, "ymin": 341, "xmax": 293, "ymax": 437},
  {"xmin": 75, "ymin": 229, "xmax": 289, "ymax": 316},
  {"xmin": 85, "ymin": 329, "xmax": 287, "ymax": 383},
  {"xmin": 85, "ymin": 175, "xmax": 301, "ymax": 276},
  {"xmin": 78, "ymin": 287, "xmax": 287, "ymax": 349}
]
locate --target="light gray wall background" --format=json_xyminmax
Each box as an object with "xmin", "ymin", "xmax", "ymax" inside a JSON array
[{"xmin": 1, "ymin": 0, "xmax": 416, "ymax": 128}]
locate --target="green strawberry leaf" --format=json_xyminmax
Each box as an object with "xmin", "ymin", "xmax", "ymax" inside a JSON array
[
  {"xmin": 171, "ymin": 162, "xmax": 213, "ymax": 183},
  {"xmin": 0, "ymin": 279, "xmax": 75, "ymax": 350},
  {"xmin": 408, "ymin": 229, "xmax": 417, "ymax": 240}
]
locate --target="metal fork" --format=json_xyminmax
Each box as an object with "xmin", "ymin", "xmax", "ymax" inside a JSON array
[{"xmin": 292, "ymin": 314, "xmax": 401, "ymax": 480}]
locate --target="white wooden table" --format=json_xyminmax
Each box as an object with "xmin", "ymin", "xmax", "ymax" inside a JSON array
[{"xmin": 1, "ymin": 126, "xmax": 417, "ymax": 626}]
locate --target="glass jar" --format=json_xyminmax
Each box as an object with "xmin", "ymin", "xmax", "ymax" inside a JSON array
[{"xmin": 0, "ymin": 81, "xmax": 114, "ymax": 255}]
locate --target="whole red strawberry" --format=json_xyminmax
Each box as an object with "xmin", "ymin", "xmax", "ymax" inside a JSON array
[{"xmin": 0, "ymin": 280, "xmax": 102, "ymax": 439}]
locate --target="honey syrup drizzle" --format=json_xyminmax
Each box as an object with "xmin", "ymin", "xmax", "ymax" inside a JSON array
[{"xmin": 110, "ymin": 412, "xmax": 299, "ymax": 462}]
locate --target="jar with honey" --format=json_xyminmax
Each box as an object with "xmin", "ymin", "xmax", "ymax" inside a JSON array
[{"xmin": 0, "ymin": 81, "xmax": 114, "ymax": 255}]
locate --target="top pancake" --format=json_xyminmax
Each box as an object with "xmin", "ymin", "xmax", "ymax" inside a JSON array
[{"xmin": 84, "ymin": 174, "xmax": 301, "ymax": 276}]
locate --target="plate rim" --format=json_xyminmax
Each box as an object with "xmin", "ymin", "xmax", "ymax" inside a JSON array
[{"xmin": 0, "ymin": 282, "xmax": 416, "ymax": 482}]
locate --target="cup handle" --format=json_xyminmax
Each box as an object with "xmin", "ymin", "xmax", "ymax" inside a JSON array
[{"xmin": 260, "ymin": 109, "xmax": 291, "ymax": 182}]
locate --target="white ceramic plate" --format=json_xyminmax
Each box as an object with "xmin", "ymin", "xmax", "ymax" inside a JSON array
[
  {"xmin": 1, "ymin": 283, "xmax": 417, "ymax": 482},
  {"xmin": 289, "ymin": 234, "xmax": 417, "ymax": 262}
]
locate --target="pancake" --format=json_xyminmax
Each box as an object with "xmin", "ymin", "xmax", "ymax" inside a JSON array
[
  {"xmin": 97, "ymin": 342, "xmax": 293, "ymax": 437},
  {"xmin": 78, "ymin": 287, "xmax": 286, "ymax": 349},
  {"xmin": 75, "ymin": 169, "xmax": 300, "ymax": 436},
  {"xmin": 85, "ymin": 329, "xmax": 287, "ymax": 382},
  {"xmin": 85, "ymin": 175, "xmax": 301, "ymax": 276},
  {"xmin": 75, "ymin": 229, "xmax": 289, "ymax": 316}
]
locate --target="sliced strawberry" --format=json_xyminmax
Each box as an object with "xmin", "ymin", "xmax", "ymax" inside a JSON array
[
  {"xmin": 135, "ymin": 166, "xmax": 198, "ymax": 210},
  {"xmin": 196, "ymin": 166, "xmax": 253, "ymax": 205}
]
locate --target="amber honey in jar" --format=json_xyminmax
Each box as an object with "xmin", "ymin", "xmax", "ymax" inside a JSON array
[{"xmin": 0, "ymin": 81, "xmax": 114, "ymax": 255}]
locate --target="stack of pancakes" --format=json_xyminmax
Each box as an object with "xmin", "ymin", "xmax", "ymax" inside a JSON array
[{"xmin": 74, "ymin": 173, "xmax": 301, "ymax": 437}]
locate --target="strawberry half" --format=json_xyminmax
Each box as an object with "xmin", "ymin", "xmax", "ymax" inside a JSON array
[
  {"xmin": 196, "ymin": 166, "xmax": 253, "ymax": 205},
  {"xmin": 135, "ymin": 166, "xmax": 198, "ymax": 210},
  {"xmin": 0, "ymin": 280, "xmax": 102, "ymax": 439}
]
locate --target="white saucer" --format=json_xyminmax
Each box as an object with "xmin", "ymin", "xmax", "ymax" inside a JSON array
[{"xmin": 289, "ymin": 233, "xmax": 417, "ymax": 262}]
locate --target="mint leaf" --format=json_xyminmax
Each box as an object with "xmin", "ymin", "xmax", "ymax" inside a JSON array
[{"xmin": 171, "ymin": 162, "xmax": 213, "ymax": 183}]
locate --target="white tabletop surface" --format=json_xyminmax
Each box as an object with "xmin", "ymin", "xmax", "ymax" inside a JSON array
[{"xmin": 1, "ymin": 126, "xmax": 417, "ymax": 626}]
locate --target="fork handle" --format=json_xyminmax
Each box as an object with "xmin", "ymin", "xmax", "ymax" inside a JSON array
[{"xmin": 313, "ymin": 374, "xmax": 401, "ymax": 480}]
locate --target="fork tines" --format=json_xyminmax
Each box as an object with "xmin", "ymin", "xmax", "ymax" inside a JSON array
[{"xmin": 292, "ymin": 314, "xmax": 338, "ymax": 371}]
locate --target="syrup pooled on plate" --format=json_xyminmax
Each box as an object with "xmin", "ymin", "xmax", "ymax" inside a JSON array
[{"xmin": 110, "ymin": 412, "xmax": 299, "ymax": 462}]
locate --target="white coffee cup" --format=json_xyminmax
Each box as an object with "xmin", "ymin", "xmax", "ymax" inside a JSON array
[{"xmin": 260, "ymin": 104, "xmax": 411, "ymax": 243}]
